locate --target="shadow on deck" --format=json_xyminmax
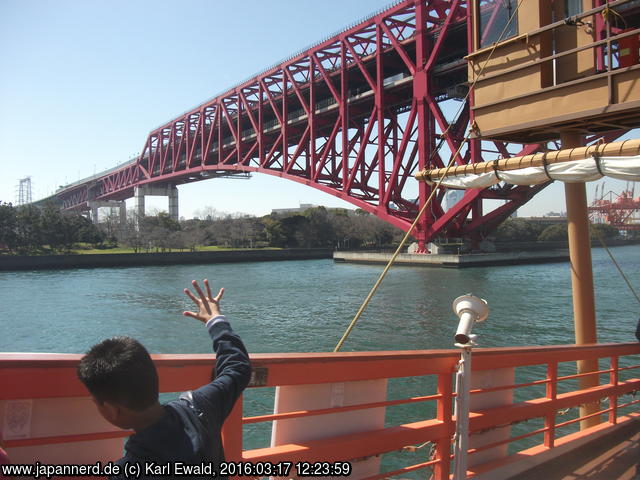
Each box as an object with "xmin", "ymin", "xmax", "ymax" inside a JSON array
[
  {"xmin": 523, "ymin": 428, "xmax": 639, "ymax": 480},
  {"xmin": 486, "ymin": 417, "xmax": 640, "ymax": 480}
]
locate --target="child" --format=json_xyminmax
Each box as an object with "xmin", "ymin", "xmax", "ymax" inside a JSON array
[{"xmin": 77, "ymin": 279, "xmax": 251, "ymax": 478}]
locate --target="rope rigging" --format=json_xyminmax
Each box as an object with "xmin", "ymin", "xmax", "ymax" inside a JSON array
[
  {"xmin": 334, "ymin": 0, "xmax": 526, "ymax": 351},
  {"xmin": 592, "ymin": 226, "xmax": 640, "ymax": 305}
]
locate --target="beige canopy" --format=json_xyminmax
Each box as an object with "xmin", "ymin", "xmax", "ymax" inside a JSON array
[{"xmin": 416, "ymin": 138, "xmax": 640, "ymax": 188}]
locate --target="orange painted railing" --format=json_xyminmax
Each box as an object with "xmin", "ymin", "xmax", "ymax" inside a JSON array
[{"xmin": 1, "ymin": 343, "xmax": 639, "ymax": 479}]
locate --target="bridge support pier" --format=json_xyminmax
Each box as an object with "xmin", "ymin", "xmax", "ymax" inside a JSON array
[
  {"xmin": 87, "ymin": 200, "xmax": 126, "ymax": 224},
  {"xmin": 134, "ymin": 184, "xmax": 179, "ymax": 221}
]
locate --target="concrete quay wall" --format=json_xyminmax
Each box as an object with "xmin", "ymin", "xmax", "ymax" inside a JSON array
[
  {"xmin": 333, "ymin": 250, "xmax": 569, "ymax": 268},
  {"xmin": 0, "ymin": 249, "xmax": 332, "ymax": 271}
]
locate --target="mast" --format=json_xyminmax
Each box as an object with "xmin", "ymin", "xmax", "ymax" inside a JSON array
[{"xmin": 561, "ymin": 133, "xmax": 599, "ymax": 429}]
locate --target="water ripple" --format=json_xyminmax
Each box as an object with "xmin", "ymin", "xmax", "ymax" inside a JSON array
[{"xmin": 1, "ymin": 245, "xmax": 638, "ymax": 353}]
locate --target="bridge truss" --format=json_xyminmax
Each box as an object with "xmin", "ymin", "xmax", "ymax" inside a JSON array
[{"xmin": 55, "ymin": 0, "xmax": 617, "ymax": 250}]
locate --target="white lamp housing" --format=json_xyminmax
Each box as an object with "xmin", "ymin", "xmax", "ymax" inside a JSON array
[{"xmin": 453, "ymin": 294, "xmax": 489, "ymax": 345}]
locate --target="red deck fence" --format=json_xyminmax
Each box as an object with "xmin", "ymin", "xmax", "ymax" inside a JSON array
[{"xmin": 1, "ymin": 343, "xmax": 639, "ymax": 479}]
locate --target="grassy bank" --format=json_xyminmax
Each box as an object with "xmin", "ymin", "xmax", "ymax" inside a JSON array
[
  {"xmin": 70, "ymin": 245, "xmax": 282, "ymax": 255},
  {"xmin": 1, "ymin": 244, "xmax": 283, "ymax": 256},
  {"xmin": 0, "ymin": 248, "xmax": 332, "ymax": 271}
]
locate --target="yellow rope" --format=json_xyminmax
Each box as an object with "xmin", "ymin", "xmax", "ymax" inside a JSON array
[
  {"xmin": 424, "ymin": 0, "xmax": 526, "ymax": 167},
  {"xmin": 592, "ymin": 227, "xmax": 640, "ymax": 304},
  {"xmin": 602, "ymin": 3, "xmax": 627, "ymax": 29},
  {"xmin": 333, "ymin": 148, "xmax": 463, "ymax": 352},
  {"xmin": 333, "ymin": 0, "xmax": 525, "ymax": 352}
]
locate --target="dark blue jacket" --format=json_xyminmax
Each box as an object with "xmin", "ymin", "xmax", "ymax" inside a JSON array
[
  {"xmin": 636, "ymin": 317, "xmax": 640, "ymax": 342},
  {"xmin": 110, "ymin": 321, "xmax": 251, "ymax": 479}
]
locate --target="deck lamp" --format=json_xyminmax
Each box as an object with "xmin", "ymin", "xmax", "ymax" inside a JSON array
[{"xmin": 453, "ymin": 294, "xmax": 489, "ymax": 345}]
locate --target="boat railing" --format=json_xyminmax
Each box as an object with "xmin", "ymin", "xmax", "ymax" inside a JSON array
[{"xmin": 1, "ymin": 342, "xmax": 639, "ymax": 479}]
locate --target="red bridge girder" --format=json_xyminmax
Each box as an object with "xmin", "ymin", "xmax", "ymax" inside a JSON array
[{"xmin": 56, "ymin": 0, "xmax": 557, "ymax": 249}]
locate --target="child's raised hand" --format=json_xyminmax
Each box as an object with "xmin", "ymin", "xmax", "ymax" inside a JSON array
[{"xmin": 183, "ymin": 279, "xmax": 224, "ymax": 323}]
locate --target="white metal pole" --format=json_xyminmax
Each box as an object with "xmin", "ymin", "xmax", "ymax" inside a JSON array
[
  {"xmin": 453, "ymin": 346, "xmax": 472, "ymax": 480},
  {"xmin": 451, "ymin": 294, "xmax": 487, "ymax": 479}
]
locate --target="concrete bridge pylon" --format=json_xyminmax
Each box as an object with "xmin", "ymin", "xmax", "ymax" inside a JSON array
[
  {"xmin": 134, "ymin": 184, "xmax": 179, "ymax": 221},
  {"xmin": 87, "ymin": 200, "xmax": 127, "ymax": 224}
]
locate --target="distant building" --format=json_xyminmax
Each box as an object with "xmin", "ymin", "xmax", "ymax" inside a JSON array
[
  {"xmin": 271, "ymin": 203, "xmax": 318, "ymax": 215},
  {"xmin": 444, "ymin": 190, "xmax": 464, "ymax": 211},
  {"xmin": 544, "ymin": 211, "xmax": 566, "ymax": 218},
  {"xmin": 271, "ymin": 203, "xmax": 357, "ymax": 216}
]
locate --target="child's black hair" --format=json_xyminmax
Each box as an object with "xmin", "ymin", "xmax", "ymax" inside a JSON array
[{"xmin": 77, "ymin": 336, "xmax": 159, "ymax": 411}]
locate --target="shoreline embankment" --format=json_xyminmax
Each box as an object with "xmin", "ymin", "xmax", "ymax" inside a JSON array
[
  {"xmin": 333, "ymin": 239, "xmax": 640, "ymax": 268},
  {"xmin": 0, "ymin": 249, "xmax": 333, "ymax": 271},
  {"xmin": 333, "ymin": 250, "xmax": 570, "ymax": 268},
  {"xmin": 1, "ymin": 239, "xmax": 636, "ymax": 271}
]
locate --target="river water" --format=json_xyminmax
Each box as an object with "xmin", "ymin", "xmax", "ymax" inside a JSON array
[
  {"xmin": 2, "ymin": 245, "xmax": 638, "ymax": 354},
  {"xmin": 1, "ymin": 246, "xmax": 639, "ymax": 473}
]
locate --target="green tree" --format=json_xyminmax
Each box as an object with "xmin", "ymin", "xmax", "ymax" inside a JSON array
[
  {"xmin": 141, "ymin": 212, "xmax": 181, "ymax": 233},
  {"xmin": 119, "ymin": 216, "xmax": 145, "ymax": 253},
  {"xmin": 280, "ymin": 215, "xmax": 309, "ymax": 247},
  {"xmin": 373, "ymin": 219, "xmax": 396, "ymax": 246},
  {"xmin": 15, "ymin": 204, "xmax": 43, "ymax": 253},
  {"xmin": 262, "ymin": 217, "xmax": 286, "ymax": 247},
  {"xmin": 40, "ymin": 203, "xmax": 69, "ymax": 252},
  {"xmin": 0, "ymin": 202, "xmax": 18, "ymax": 251},
  {"xmin": 590, "ymin": 223, "xmax": 619, "ymax": 240},
  {"xmin": 538, "ymin": 223, "xmax": 568, "ymax": 242},
  {"xmin": 137, "ymin": 212, "xmax": 181, "ymax": 251},
  {"xmin": 180, "ymin": 223, "xmax": 209, "ymax": 251},
  {"xmin": 301, "ymin": 207, "xmax": 334, "ymax": 247},
  {"xmin": 74, "ymin": 215, "xmax": 105, "ymax": 247},
  {"xmin": 495, "ymin": 218, "xmax": 546, "ymax": 242}
]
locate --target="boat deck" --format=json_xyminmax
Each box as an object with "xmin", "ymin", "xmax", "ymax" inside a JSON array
[
  {"xmin": 528, "ymin": 429, "xmax": 639, "ymax": 480},
  {"xmin": 558, "ymin": 433, "xmax": 640, "ymax": 480},
  {"xmin": 479, "ymin": 418, "xmax": 640, "ymax": 480}
]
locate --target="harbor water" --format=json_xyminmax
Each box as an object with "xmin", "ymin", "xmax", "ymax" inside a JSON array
[
  {"xmin": 1, "ymin": 245, "xmax": 639, "ymax": 474},
  {"xmin": 2, "ymin": 246, "xmax": 638, "ymax": 354}
]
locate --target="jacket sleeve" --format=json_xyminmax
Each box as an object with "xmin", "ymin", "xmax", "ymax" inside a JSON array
[
  {"xmin": 191, "ymin": 321, "xmax": 252, "ymax": 421},
  {"xmin": 636, "ymin": 317, "xmax": 640, "ymax": 342}
]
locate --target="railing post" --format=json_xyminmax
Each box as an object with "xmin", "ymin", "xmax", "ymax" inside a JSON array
[
  {"xmin": 609, "ymin": 356, "xmax": 619, "ymax": 424},
  {"xmin": 435, "ymin": 372, "xmax": 453, "ymax": 480},
  {"xmin": 222, "ymin": 396, "xmax": 244, "ymax": 464},
  {"xmin": 544, "ymin": 362, "xmax": 558, "ymax": 448}
]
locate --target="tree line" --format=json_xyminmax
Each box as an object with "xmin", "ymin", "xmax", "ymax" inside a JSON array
[
  {"xmin": 0, "ymin": 202, "xmax": 404, "ymax": 254},
  {"xmin": 1, "ymin": 201, "xmax": 632, "ymax": 256},
  {"xmin": 0, "ymin": 202, "xmax": 104, "ymax": 254},
  {"xmin": 116, "ymin": 206, "xmax": 404, "ymax": 253},
  {"xmin": 493, "ymin": 217, "xmax": 626, "ymax": 243}
]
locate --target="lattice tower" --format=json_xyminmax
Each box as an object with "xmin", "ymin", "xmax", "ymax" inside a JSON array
[{"xmin": 16, "ymin": 177, "xmax": 33, "ymax": 205}]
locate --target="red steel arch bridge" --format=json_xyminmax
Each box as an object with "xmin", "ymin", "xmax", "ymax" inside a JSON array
[{"xmin": 47, "ymin": 0, "xmax": 620, "ymax": 251}]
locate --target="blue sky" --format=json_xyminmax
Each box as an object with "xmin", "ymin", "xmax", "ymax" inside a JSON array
[{"xmin": 0, "ymin": 0, "xmax": 633, "ymax": 220}]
